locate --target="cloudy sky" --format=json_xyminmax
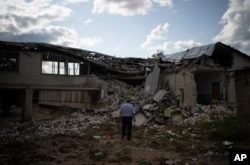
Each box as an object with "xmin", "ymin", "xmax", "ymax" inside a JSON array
[{"xmin": 0, "ymin": 0, "xmax": 250, "ymax": 58}]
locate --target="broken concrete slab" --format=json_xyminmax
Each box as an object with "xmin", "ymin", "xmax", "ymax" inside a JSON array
[
  {"xmin": 153, "ymin": 89, "xmax": 168, "ymax": 103},
  {"xmin": 143, "ymin": 115, "xmax": 156, "ymax": 125},
  {"xmin": 134, "ymin": 112, "xmax": 148, "ymax": 126},
  {"xmin": 164, "ymin": 107, "xmax": 173, "ymax": 118},
  {"xmin": 144, "ymin": 64, "xmax": 160, "ymax": 96},
  {"xmin": 150, "ymin": 105, "xmax": 159, "ymax": 111},
  {"xmin": 144, "ymin": 111, "xmax": 152, "ymax": 117},
  {"xmin": 142, "ymin": 104, "xmax": 152, "ymax": 110}
]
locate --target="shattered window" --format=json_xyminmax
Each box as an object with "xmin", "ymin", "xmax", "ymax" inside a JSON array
[
  {"xmin": 68, "ymin": 62, "xmax": 79, "ymax": 76},
  {"xmin": 42, "ymin": 61, "xmax": 58, "ymax": 74},
  {"xmin": 0, "ymin": 52, "xmax": 18, "ymax": 72}
]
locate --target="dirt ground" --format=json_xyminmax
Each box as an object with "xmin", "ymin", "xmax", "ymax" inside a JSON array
[{"xmin": 0, "ymin": 108, "xmax": 241, "ymax": 165}]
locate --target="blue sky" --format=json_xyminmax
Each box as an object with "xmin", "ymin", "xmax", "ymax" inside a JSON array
[{"xmin": 0, "ymin": 0, "xmax": 250, "ymax": 58}]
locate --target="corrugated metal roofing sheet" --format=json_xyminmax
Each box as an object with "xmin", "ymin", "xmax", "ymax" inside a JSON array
[{"xmin": 161, "ymin": 43, "xmax": 216, "ymax": 62}]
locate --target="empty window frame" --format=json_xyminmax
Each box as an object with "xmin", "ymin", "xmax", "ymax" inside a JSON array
[
  {"xmin": 41, "ymin": 52, "xmax": 80, "ymax": 76},
  {"xmin": 0, "ymin": 51, "xmax": 19, "ymax": 72},
  {"xmin": 59, "ymin": 62, "xmax": 66, "ymax": 75},
  {"xmin": 68, "ymin": 62, "xmax": 79, "ymax": 76},
  {"xmin": 42, "ymin": 61, "xmax": 58, "ymax": 74}
]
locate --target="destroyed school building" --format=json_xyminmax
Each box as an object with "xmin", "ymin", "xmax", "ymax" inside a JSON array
[{"xmin": 0, "ymin": 41, "xmax": 250, "ymax": 122}]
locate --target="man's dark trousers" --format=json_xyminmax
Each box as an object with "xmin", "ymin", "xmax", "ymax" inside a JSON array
[{"xmin": 122, "ymin": 116, "xmax": 133, "ymax": 140}]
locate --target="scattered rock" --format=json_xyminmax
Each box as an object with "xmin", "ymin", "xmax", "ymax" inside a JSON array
[
  {"xmin": 94, "ymin": 152, "xmax": 104, "ymax": 161},
  {"xmin": 93, "ymin": 136, "xmax": 101, "ymax": 140},
  {"xmin": 204, "ymin": 151, "xmax": 214, "ymax": 157},
  {"xmin": 138, "ymin": 160, "xmax": 152, "ymax": 165},
  {"xmin": 164, "ymin": 159, "xmax": 175, "ymax": 165},
  {"xmin": 0, "ymin": 113, "xmax": 107, "ymax": 141},
  {"xmin": 178, "ymin": 105, "xmax": 235, "ymax": 126}
]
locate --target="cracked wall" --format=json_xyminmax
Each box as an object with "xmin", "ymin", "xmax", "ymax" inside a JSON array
[{"xmin": 162, "ymin": 69, "xmax": 197, "ymax": 107}]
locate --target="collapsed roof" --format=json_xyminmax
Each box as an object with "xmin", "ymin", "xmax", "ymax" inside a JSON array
[
  {"xmin": 0, "ymin": 40, "xmax": 151, "ymax": 75},
  {"xmin": 160, "ymin": 42, "xmax": 249, "ymax": 63},
  {"xmin": 1, "ymin": 40, "xmax": 249, "ymax": 73}
]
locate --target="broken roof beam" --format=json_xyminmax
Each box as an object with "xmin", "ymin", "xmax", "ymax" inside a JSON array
[
  {"xmin": 153, "ymin": 89, "xmax": 169, "ymax": 103},
  {"xmin": 88, "ymin": 60, "xmax": 144, "ymax": 74},
  {"xmin": 0, "ymin": 40, "xmax": 145, "ymax": 74}
]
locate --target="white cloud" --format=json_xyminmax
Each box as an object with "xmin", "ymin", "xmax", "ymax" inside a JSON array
[
  {"xmin": 0, "ymin": 0, "xmax": 72, "ymax": 24},
  {"xmin": 84, "ymin": 18, "xmax": 92, "ymax": 24},
  {"xmin": 141, "ymin": 23, "xmax": 169, "ymax": 49},
  {"xmin": 156, "ymin": 40, "xmax": 201, "ymax": 52},
  {"xmin": 141, "ymin": 23, "xmax": 201, "ymax": 55},
  {"xmin": 92, "ymin": 0, "xmax": 172, "ymax": 16},
  {"xmin": 64, "ymin": 0, "xmax": 90, "ymax": 4},
  {"xmin": 144, "ymin": 39, "xmax": 201, "ymax": 56},
  {"xmin": 213, "ymin": 0, "xmax": 250, "ymax": 54},
  {"xmin": 79, "ymin": 36, "xmax": 102, "ymax": 48},
  {"xmin": 0, "ymin": 0, "xmax": 102, "ymax": 49},
  {"xmin": 152, "ymin": 0, "xmax": 172, "ymax": 7}
]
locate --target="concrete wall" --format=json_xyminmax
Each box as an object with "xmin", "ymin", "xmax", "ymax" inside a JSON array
[
  {"xmin": 162, "ymin": 69, "xmax": 197, "ymax": 107},
  {"xmin": 0, "ymin": 51, "xmax": 103, "ymax": 89},
  {"xmin": 144, "ymin": 65, "xmax": 160, "ymax": 96},
  {"xmin": 0, "ymin": 50, "xmax": 105, "ymax": 121},
  {"xmin": 225, "ymin": 72, "xmax": 236, "ymax": 109},
  {"xmin": 38, "ymin": 90, "xmax": 99, "ymax": 109},
  {"xmin": 235, "ymin": 69, "xmax": 250, "ymax": 121},
  {"xmin": 162, "ymin": 68, "xmax": 229, "ymax": 107},
  {"xmin": 231, "ymin": 53, "xmax": 250, "ymax": 71}
]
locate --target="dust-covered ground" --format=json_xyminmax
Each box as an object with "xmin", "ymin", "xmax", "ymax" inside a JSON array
[{"xmin": 1, "ymin": 108, "xmax": 246, "ymax": 165}]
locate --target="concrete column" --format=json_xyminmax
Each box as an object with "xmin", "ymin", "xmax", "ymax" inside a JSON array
[
  {"xmin": 100, "ymin": 83, "xmax": 107, "ymax": 99},
  {"xmin": 21, "ymin": 88, "xmax": 33, "ymax": 122},
  {"xmin": 82, "ymin": 91, "xmax": 92, "ymax": 109}
]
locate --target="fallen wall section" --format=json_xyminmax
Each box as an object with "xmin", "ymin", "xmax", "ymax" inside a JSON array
[{"xmin": 144, "ymin": 65, "xmax": 160, "ymax": 96}]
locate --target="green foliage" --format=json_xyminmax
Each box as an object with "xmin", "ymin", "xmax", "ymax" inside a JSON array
[
  {"xmin": 210, "ymin": 117, "xmax": 242, "ymax": 141},
  {"xmin": 151, "ymin": 50, "xmax": 163, "ymax": 59}
]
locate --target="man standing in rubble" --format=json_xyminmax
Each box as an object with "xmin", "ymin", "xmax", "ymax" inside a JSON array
[{"xmin": 119, "ymin": 100, "xmax": 135, "ymax": 141}]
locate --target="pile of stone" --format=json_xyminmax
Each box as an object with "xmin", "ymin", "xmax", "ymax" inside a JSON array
[
  {"xmin": 99, "ymin": 80, "xmax": 145, "ymax": 111},
  {"xmin": 98, "ymin": 80, "xmax": 178, "ymax": 125},
  {"xmin": 179, "ymin": 104, "xmax": 235, "ymax": 126},
  {"xmin": 134, "ymin": 101, "xmax": 235, "ymax": 126},
  {"xmin": 135, "ymin": 89, "xmax": 177, "ymax": 125},
  {"xmin": 0, "ymin": 112, "xmax": 108, "ymax": 142},
  {"xmin": 99, "ymin": 80, "xmax": 235, "ymax": 127},
  {"xmin": 36, "ymin": 112, "xmax": 108, "ymax": 137}
]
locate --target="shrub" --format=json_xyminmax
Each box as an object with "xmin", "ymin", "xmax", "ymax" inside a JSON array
[{"xmin": 210, "ymin": 117, "xmax": 242, "ymax": 141}]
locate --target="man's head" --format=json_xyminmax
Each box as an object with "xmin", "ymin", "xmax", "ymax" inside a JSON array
[{"xmin": 126, "ymin": 99, "xmax": 131, "ymax": 103}]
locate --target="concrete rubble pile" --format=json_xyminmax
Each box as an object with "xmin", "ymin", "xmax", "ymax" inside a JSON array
[
  {"xmin": 99, "ymin": 79, "xmax": 145, "ymax": 111},
  {"xmin": 97, "ymin": 80, "xmax": 235, "ymax": 127},
  {"xmin": 136, "ymin": 89, "xmax": 177, "ymax": 125},
  {"xmin": 99, "ymin": 79, "xmax": 178, "ymax": 125},
  {"xmin": 179, "ymin": 104, "xmax": 235, "ymax": 126},
  {"xmin": 0, "ymin": 112, "xmax": 108, "ymax": 142}
]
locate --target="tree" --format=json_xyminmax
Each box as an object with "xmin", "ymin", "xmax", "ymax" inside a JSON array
[{"xmin": 151, "ymin": 50, "xmax": 164, "ymax": 59}]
